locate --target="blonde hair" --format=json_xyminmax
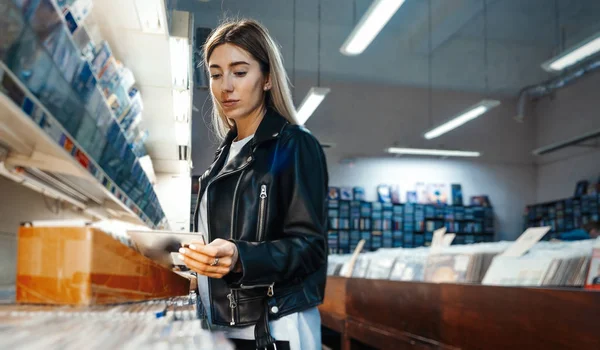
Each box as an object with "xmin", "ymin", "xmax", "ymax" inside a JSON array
[{"xmin": 203, "ymin": 19, "xmax": 297, "ymax": 140}]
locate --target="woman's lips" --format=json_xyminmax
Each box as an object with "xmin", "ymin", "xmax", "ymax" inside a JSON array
[{"xmin": 222, "ymin": 100, "xmax": 239, "ymax": 108}]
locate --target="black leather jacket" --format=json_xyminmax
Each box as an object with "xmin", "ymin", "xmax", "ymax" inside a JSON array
[{"xmin": 193, "ymin": 108, "xmax": 328, "ymax": 346}]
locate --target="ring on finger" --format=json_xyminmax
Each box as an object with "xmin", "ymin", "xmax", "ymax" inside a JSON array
[{"xmin": 210, "ymin": 257, "xmax": 219, "ymax": 266}]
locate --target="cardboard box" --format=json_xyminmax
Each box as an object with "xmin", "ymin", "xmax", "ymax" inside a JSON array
[{"xmin": 16, "ymin": 226, "xmax": 190, "ymax": 305}]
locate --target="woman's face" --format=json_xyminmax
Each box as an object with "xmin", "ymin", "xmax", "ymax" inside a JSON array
[{"xmin": 208, "ymin": 43, "xmax": 269, "ymax": 121}]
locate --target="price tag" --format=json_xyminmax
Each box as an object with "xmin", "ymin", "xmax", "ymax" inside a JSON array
[
  {"xmin": 442, "ymin": 233, "xmax": 456, "ymax": 247},
  {"xmin": 431, "ymin": 227, "xmax": 447, "ymax": 248},
  {"xmin": 500, "ymin": 226, "xmax": 551, "ymax": 257}
]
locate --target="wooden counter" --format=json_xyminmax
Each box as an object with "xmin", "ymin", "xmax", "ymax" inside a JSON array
[{"xmin": 319, "ymin": 277, "xmax": 600, "ymax": 350}]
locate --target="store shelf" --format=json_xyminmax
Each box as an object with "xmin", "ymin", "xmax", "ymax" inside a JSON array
[
  {"xmin": 328, "ymin": 201, "xmax": 495, "ymax": 252},
  {"xmin": 425, "ymin": 218, "xmax": 483, "ymax": 222},
  {"xmin": 319, "ymin": 277, "xmax": 600, "ymax": 350},
  {"xmin": 0, "ymin": 64, "xmax": 153, "ymax": 227}
]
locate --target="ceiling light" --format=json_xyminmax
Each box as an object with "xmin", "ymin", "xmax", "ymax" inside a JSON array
[
  {"xmin": 532, "ymin": 126, "xmax": 600, "ymax": 156},
  {"xmin": 424, "ymin": 100, "xmax": 500, "ymax": 140},
  {"xmin": 340, "ymin": 0, "xmax": 406, "ymax": 55},
  {"xmin": 542, "ymin": 31, "xmax": 600, "ymax": 72},
  {"xmin": 386, "ymin": 148, "xmax": 481, "ymax": 157},
  {"xmin": 296, "ymin": 87, "xmax": 330, "ymax": 125},
  {"xmin": 170, "ymin": 37, "xmax": 190, "ymax": 90},
  {"xmin": 134, "ymin": 0, "xmax": 167, "ymax": 34}
]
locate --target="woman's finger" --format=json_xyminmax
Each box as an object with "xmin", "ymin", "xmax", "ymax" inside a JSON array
[
  {"xmin": 187, "ymin": 243, "xmax": 222, "ymax": 258},
  {"xmin": 180, "ymin": 248, "xmax": 214, "ymax": 265},
  {"xmin": 181, "ymin": 253, "xmax": 233, "ymax": 270},
  {"xmin": 180, "ymin": 254, "xmax": 232, "ymax": 273},
  {"xmin": 179, "ymin": 247, "xmax": 233, "ymax": 266}
]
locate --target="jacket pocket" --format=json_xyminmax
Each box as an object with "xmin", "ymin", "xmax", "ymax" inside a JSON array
[{"xmin": 256, "ymin": 183, "xmax": 268, "ymax": 241}]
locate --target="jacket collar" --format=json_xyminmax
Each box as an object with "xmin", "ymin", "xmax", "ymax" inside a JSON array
[
  {"xmin": 252, "ymin": 107, "xmax": 289, "ymax": 146},
  {"xmin": 218, "ymin": 107, "xmax": 289, "ymax": 151},
  {"xmin": 205, "ymin": 108, "xmax": 289, "ymax": 180}
]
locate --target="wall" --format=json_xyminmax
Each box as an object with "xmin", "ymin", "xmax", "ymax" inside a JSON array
[
  {"xmin": 0, "ymin": 177, "xmax": 89, "ymax": 287},
  {"xmin": 329, "ymin": 158, "xmax": 535, "ymax": 241},
  {"xmin": 534, "ymin": 71, "xmax": 600, "ymax": 203},
  {"xmin": 154, "ymin": 174, "xmax": 192, "ymax": 232}
]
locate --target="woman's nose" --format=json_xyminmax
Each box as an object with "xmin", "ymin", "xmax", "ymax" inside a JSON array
[{"xmin": 221, "ymin": 74, "xmax": 234, "ymax": 92}]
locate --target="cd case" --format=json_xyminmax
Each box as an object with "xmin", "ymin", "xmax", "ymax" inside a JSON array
[{"xmin": 128, "ymin": 230, "xmax": 207, "ymax": 268}]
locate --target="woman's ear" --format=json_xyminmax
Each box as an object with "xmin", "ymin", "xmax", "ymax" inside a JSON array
[{"xmin": 263, "ymin": 74, "xmax": 272, "ymax": 91}]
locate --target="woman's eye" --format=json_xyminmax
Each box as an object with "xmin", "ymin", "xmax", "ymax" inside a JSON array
[
  {"xmin": 210, "ymin": 74, "xmax": 221, "ymax": 79},
  {"xmin": 234, "ymin": 72, "xmax": 247, "ymax": 77}
]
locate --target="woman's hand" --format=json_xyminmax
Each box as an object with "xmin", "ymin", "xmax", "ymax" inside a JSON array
[{"xmin": 178, "ymin": 238, "xmax": 240, "ymax": 278}]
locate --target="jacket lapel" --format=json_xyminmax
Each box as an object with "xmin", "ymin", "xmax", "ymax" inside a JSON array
[{"xmin": 205, "ymin": 108, "xmax": 290, "ymax": 179}]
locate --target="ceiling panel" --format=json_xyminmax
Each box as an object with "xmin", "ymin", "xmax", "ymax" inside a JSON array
[
  {"xmin": 145, "ymin": 142, "xmax": 179, "ymax": 160},
  {"xmin": 179, "ymin": 0, "xmax": 600, "ymax": 95}
]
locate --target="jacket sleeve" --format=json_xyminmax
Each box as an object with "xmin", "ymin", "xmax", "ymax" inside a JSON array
[{"xmin": 225, "ymin": 129, "xmax": 328, "ymax": 286}]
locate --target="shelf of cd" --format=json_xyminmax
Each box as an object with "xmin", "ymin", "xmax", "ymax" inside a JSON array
[
  {"xmin": 319, "ymin": 277, "xmax": 600, "ymax": 350},
  {"xmin": 0, "ymin": 0, "xmax": 165, "ymax": 227},
  {"xmin": 327, "ymin": 200, "xmax": 494, "ymax": 254},
  {"xmin": 524, "ymin": 194, "xmax": 600, "ymax": 239},
  {"xmin": 0, "ymin": 66, "xmax": 156, "ymax": 227}
]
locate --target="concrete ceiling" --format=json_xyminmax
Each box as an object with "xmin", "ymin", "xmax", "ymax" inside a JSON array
[
  {"xmin": 179, "ymin": 0, "xmax": 600, "ymax": 174},
  {"xmin": 177, "ymin": 0, "xmax": 600, "ymax": 95}
]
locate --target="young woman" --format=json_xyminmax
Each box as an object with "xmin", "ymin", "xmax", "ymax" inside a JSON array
[{"xmin": 178, "ymin": 19, "xmax": 328, "ymax": 350}]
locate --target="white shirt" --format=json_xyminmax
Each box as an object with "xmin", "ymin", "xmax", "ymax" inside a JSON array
[{"xmin": 197, "ymin": 134, "xmax": 320, "ymax": 349}]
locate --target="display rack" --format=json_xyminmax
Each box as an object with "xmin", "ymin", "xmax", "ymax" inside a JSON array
[
  {"xmin": 0, "ymin": 0, "xmax": 165, "ymax": 227},
  {"xmin": 319, "ymin": 277, "xmax": 600, "ymax": 350},
  {"xmin": 524, "ymin": 194, "xmax": 600, "ymax": 239},
  {"xmin": 328, "ymin": 200, "xmax": 494, "ymax": 253}
]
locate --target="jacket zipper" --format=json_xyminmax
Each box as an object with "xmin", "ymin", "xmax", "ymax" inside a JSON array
[
  {"xmin": 226, "ymin": 169, "xmax": 246, "ymax": 326},
  {"xmin": 226, "ymin": 291, "xmax": 237, "ymax": 325},
  {"xmin": 257, "ymin": 184, "xmax": 268, "ymax": 241},
  {"xmin": 206, "ymin": 154, "xmax": 253, "ymax": 327},
  {"xmin": 239, "ymin": 282, "xmax": 275, "ymax": 297}
]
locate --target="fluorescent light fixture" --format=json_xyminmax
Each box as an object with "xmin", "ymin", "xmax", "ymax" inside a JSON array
[
  {"xmin": 542, "ymin": 31, "xmax": 600, "ymax": 72},
  {"xmin": 424, "ymin": 100, "xmax": 500, "ymax": 140},
  {"xmin": 532, "ymin": 126, "xmax": 600, "ymax": 156},
  {"xmin": 134, "ymin": 0, "xmax": 167, "ymax": 34},
  {"xmin": 174, "ymin": 121, "xmax": 190, "ymax": 146},
  {"xmin": 170, "ymin": 37, "xmax": 190, "ymax": 89},
  {"xmin": 296, "ymin": 87, "xmax": 330, "ymax": 125},
  {"xmin": 386, "ymin": 147, "xmax": 481, "ymax": 157},
  {"xmin": 172, "ymin": 89, "xmax": 191, "ymax": 123},
  {"xmin": 340, "ymin": 0, "xmax": 406, "ymax": 55}
]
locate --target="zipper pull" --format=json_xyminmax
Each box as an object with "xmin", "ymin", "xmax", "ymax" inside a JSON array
[
  {"xmin": 227, "ymin": 292, "xmax": 237, "ymax": 326},
  {"xmin": 267, "ymin": 283, "xmax": 274, "ymax": 297},
  {"xmin": 260, "ymin": 184, "xmax": 267, "ymax": 199}
]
